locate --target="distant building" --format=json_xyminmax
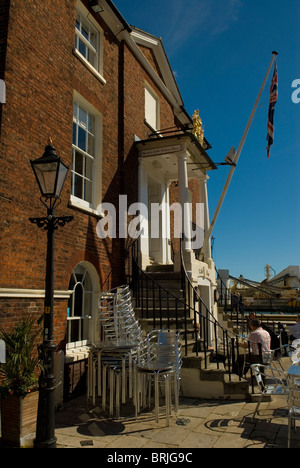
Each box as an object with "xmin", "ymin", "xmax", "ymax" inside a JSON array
[{"xmin": 266, "ymin": 266, "xmax": 300, "ymax": 297}]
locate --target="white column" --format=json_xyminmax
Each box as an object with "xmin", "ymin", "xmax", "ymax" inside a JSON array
[
  {"xmin": 177, "ymin": 151, "xmax": 192, "ymax": 252},
  {"xmin": 138, "ymin": 158, "xmax": 149, "ymax": 266},
  {"xmin": 199, "ymin": 176, "xmax": 211, "ymax": 260},
  {"xmin": 165, "ymin": 181, "xmax": 172, "ymax": 264}
]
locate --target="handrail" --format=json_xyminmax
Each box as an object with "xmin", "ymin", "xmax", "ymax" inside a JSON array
[
  {"xmin": 128, "ymin": 237, "xmax": 265, "ymax": 392},
  {"xmin": 215, "ymin": 267, "xmax": 231, "ymax": 313},
  {"xmin": 130, "ymin": 240, "xmax": 189, "ymax": 337},
  {"xmin": 229, "ymin": 274, "xmax": 280, "ymax": 298},
  {"xmin": 215, "ymin": 266, "xmax": 279, "ymax": 334},
  {"xmin": 180, "ymin": 242, "xmax": 265, "ymax": 392},
  {"xmin": 180, "ymin": 239, "xmax": 238, "ymax": 377}
]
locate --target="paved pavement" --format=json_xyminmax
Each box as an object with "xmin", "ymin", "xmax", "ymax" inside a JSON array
[
  {"xmin": 54, "ymin": 393, "xmax": 299, "ymax": 449},
  {"xmin": 55, "ymin": 356, "xmax": 300, "ymax": 450},
  {"xmin": 1, "ymin": 357, "xmax": 298, "ymax": 449}
]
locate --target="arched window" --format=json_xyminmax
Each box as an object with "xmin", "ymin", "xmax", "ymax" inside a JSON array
[{"xmin": 67, "ymin": 264, "xmax": 94, "ymax": 348}]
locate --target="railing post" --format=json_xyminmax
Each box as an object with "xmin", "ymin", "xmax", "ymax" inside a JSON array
[
  {"xmin": 159, "ymin": 286, "xmax": 162, "ymax": 330},
  {"xmin": 231, "ymin": 337, "xmax": 237, "ymax": 378},
  {"xmin": 214, "ymin": 321, "xmax": 219, "ymax": 369},
  {"xmin": 226, "ymin": 332, "xmax": 232, "ymax": 381}
]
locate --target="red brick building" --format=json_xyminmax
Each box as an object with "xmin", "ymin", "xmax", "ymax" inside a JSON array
[{"xmin": 0, "ymin": 0, "xmax": 217, "ymax": 399}]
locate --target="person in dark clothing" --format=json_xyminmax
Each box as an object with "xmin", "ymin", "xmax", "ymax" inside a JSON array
[
  {"xmin": 238, "ymin": 295, "xmax": 244, "ymax": 316},
  {"xmin": 261, "ymin": 323, "xmax": 280, "ymax": 356},
  {"xmin": 232, "ymin": 292, "xmax": 239, "ymax": 314}
]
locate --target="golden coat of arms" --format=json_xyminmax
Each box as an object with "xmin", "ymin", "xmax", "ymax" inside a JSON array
[{"xmin": 192, "ymin": 110, "xmax": 205, "ymax": 146}]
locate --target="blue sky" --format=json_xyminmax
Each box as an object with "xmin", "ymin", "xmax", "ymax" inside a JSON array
[{"xmin": 114, "ymin": 0, "xmax": 300, "ymax": 282}]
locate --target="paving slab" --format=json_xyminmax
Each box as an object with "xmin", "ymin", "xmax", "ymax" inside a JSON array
[{"xmin": 52, "ymin": 394, "xmax": 294, "ymax": 449}]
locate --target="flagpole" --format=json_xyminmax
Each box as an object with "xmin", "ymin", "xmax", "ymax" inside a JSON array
[{"xmin": 201, "ymin": 51, "xmax": 278, "ymax": 257}]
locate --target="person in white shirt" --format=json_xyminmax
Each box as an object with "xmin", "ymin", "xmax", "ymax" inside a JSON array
[{"xmin": 235, "ymin": 320, "xmax": 271, "ymax": 377}]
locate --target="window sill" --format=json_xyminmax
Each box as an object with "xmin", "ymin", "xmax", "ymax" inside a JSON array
[
  {"xmin": 65, "ymin": 345, "xmax": 91, "ymax": 363},
  {"xmin": 73, "ymin": 49, "xmax": 106, "ymax": 85},
  {"xmin": 69, "ymin": 196, "xmax": 104, "ymax": 218}
]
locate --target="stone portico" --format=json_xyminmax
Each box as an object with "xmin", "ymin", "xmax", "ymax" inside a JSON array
[{"xmin": 135, "ymin": 132, "xmax": 218, "ymax": 320}]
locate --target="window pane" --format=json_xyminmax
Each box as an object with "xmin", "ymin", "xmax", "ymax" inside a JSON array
[
  {"xmin": 84, "ymin": 179, "xmax": 92, "ymax": 203},
  {"xmin": 83, "ymin": 272, "xmax": 93, "ymax": 291},
  {"xmin": 90, "ymin": 30, "xmax": 97, "ymax": 49},
  {"xmin": 85, "ymin": 157, "xmax": 93, "ymax": 180},
  {"xmin": 78, "ymin": 38, "xmax": 87, "ymax": 58},
  {"xmin": 79, "ymin": 107, "xmax": 87, "ymax": 127},
  {"xmin": 67, "ymin": 296, "xmax": 73, "ymax": 319},
  {"xmin": 145, "ymin": 87, "xmax": 158, "ymax": 129},
  {"xmin": 87, "ymin": 133, "xmax": 95, "ymax": 155},
  {"xmin": 74, "ymin": 285, "xmax": 83, "ymax": 317},
  {"xmin": 81, "ymin": 20, "xmax": 89, "ymax": 40},
  {"xmin": 88, "ymin": 49, "xmax": 97, "ymax": 69},
  {"xmin": 78, "ymin": 127, "xmax": 87, "ymax": 152},
  {"xmin": 87, "ymin": 114, "xmax": 94, "ymax": 133},
  {"xmin": 75, "ymin": 151, "xmax": 84, "ymax": 175},
  {"xmin": 74, "ymin": 174, "xmax": 83, "ymax": 199}
]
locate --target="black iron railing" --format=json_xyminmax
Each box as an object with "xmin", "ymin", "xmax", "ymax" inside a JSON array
[
  {"xmin": 127, "ymin": 238, "xmax": 269, "ymax": 392},
  {"xmin": 130, "ymin": 240, "xmax": 188, "ymax": 339},
  {"xmin": 179, "ymin": 242, "xmax": 239, "ymax": 379},
  {"xmin": 215, "ymin": 267, "xmax": 279, "ymax": 335}
]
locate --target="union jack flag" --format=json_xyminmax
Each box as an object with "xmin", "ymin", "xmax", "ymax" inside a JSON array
[{"xmin": 266, "ymin": 62, "xmax": 278, "ymax": 158}]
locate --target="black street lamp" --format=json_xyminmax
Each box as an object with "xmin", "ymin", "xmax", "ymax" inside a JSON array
[{"xmin": 29, "ymin": 139, "xmax": 73, "ymax": 449}]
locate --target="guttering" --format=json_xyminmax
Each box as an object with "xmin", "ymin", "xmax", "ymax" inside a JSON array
[{"xmin": 104, "ymin": 0, "xmax": 132, "ymax": 33}]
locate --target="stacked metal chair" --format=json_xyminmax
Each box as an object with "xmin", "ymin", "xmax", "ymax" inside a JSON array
[
  {"xmin": 135, "ymin": 329, "xmax": 182, "ymax": 426},
  {"xmin": 250, "ymin": 364, "xmax": 289, "ymax": 421},
  {"xmin": 287, "ymin": 364, "xmax": 300, "ymax": 448},
  {"xmin": 291, "ymin": 339, "xmax": 300, "ymax": 364},
  {"xmin": 88, "ymin": 285, "xmax": 143, "ymax": 418}
]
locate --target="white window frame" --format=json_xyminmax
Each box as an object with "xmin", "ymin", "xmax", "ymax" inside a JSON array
[
  {"xmin": 145, "ymin": 82, "xmax": 160, "ymax": 132},
  {"xmin": 74, "ymin": 1, "xmax": 106, "ymax": 84},
  {"xmin": 67, "ymin": 264, "xmax": 94, "ymax": 349},
  {"xmin": 71, "ymin": 91, "xmax": 103, "ymax": 216}
]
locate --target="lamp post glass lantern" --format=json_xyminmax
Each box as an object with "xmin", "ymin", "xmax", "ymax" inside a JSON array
[
  {"xmin": 30, "ymin": 141, "xmax": 73, "ymax": 449},
  {"xmin": 30, "ymin": 142, "xmax": 69, "ymax": 200}
]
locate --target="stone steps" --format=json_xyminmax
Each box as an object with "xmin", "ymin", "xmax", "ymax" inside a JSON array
[{"xmin": 134, "ymin": 269, "xmax": 250, "ymax": 400}]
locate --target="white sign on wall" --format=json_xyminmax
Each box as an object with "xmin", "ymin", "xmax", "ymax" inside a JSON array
[
  {"xmin": 0, "ymin": 79, "xmax": 6, "ymax": 104},
  {"xmin": 0, "ymin": 339, "xmax": 5, "ymax": 363}
]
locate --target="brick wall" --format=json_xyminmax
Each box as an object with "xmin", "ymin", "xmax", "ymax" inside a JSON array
[
  {"xmin": 0, "ymin": 0, "xmax": 125, "ymax": 295},
  {"xmin": 0, "ymin": 0, "xmax": 75, "ymax": 291},
  {"xmin": 0, "ymin": 0, "xmax": 124, "ymax": 379},
  {"xmin": 0, "ymin": 0, "xmax": 200, "ymax": 398}
]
